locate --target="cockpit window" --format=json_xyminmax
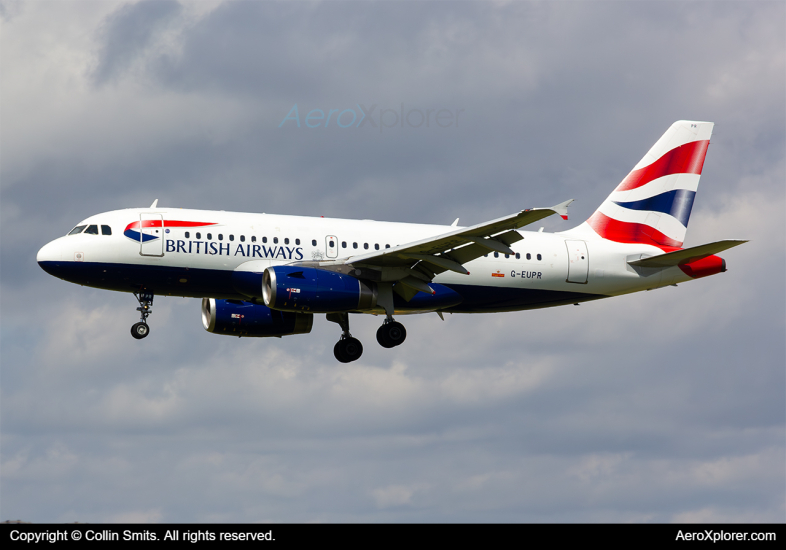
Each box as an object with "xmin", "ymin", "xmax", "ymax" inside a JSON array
[
  {"xmin": 101, "ymin": 225, "xmax": 112, "ymax": 235},
  {"xmin": 68, "ymin": 225, "xmax": 87, "ymax": 235},
  {"xmin": 84, "ymin": 225, "xmax": 99, "ymax": 235}
]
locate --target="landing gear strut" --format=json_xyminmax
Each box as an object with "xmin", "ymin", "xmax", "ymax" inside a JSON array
[
  {"xmin": 376, "ymin": 317, "xmax": 407, "ymax": 348},
  {"xmin": 131, "ymin": 292, "xmax": 154, "ymax": 340},
  {"xmin": 327, "ymin": 312, "xmax": 363, "ymax": 363}
]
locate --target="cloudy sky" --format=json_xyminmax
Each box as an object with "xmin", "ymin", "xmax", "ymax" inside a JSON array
[{"xmin": 1, "ymin": 0, "xmax": 784, "ymax": 522}]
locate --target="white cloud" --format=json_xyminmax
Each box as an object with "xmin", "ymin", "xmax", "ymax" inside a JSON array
[{"xmin": 372, "ymin": 484, "xmax": 426, "ymax": 509}]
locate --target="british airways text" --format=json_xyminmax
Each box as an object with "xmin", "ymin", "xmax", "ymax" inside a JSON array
[{"xmin": 166, "ymin": 240, "xmax": 304, "ymax": 260}]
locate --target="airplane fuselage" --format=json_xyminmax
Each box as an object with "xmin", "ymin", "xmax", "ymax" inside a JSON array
[{"xmin": 37, "ymin": 207, "xmax": 703, "ymax": 314}]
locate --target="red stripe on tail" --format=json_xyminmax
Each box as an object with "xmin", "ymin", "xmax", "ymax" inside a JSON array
[
  {"xmin": 587, "ymin": 211, "xmax": 683, "ymax": 248},
  {"xmin": 616, "ymin": 140, "xmax": 709, "ymax": 192}
]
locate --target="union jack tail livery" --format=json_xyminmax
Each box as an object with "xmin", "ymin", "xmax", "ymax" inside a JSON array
[{"xmin": 577, "ymin": 120, "xmax": 713, "ymax": 249}]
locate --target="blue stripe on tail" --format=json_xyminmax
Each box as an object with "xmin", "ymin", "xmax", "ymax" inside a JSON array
[{"xmin": 612, "ymin": 189, "xmax": 696, "ymax": 227}]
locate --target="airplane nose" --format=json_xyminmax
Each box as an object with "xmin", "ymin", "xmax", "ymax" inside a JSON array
[
  {"xmin": 37, "ymin": 239, "xmax": 66, "ymax": 277},
  {"xmin": 37, "ymin": 240, "xmax": 62, "ymax": 264}
]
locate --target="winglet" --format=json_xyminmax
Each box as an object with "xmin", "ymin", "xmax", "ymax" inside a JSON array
[
  {"xmin": 150, "ymin": 199, "xmax": 159, "ymax": 208},
  {"xmin": 551, "ymin": 199, "xmax": 574, "ymax": 220}
]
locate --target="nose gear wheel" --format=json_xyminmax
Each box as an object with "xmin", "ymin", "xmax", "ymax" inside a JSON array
[{"xmin": 131, "ymin": 322, "xmax": 149, "ymax": 339}]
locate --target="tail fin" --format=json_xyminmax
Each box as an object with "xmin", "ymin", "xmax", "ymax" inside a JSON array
[{"xmin": 576, "ymin": 120, "xmax": 713, "ymax": 249}]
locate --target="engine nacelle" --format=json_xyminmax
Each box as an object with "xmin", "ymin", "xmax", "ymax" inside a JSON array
[
  {"xmin": 201, "ymin": 298, "xmax": 313, "ymax": 337},
  {"xmin": 263, "ymin": 266, "xmax": 376, "ymax": 313}
]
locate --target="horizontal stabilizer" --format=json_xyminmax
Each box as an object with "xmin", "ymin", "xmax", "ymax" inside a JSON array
[{"xmin": 628, "ymin": 240, "xmax": 747, "ymax": 268}]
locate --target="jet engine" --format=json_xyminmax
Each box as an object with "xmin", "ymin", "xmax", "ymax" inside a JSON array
[
  {"xmin": 262, "ymin": 266, "xmax": 376, "ymax": 313},
  {"xmin": 201, "ymin": 298, "xmax": 313, "ymax": 337}
]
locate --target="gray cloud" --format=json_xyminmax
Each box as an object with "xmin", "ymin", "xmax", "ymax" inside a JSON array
[{"xmin": 92, "ymin": 0, "xmax": 182, "ymax": 86}]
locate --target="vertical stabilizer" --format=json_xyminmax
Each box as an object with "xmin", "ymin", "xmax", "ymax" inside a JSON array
[{"xmin": 572, "ymin": 121, "xmax": 713, "ymax": 249}]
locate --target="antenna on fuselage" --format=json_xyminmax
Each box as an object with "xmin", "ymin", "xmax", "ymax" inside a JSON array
[{"xmin": 150, "ymin": 199, "xmax": 159, "ymax": 208}]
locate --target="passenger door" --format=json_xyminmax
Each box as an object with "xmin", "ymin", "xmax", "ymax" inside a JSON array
[
  {"xmin": 565, "ymin": 240, "xmax": 588, "ymax": 283},
  {"xmin": 140, "ymin": 213, "xmax": 164, "ymax": 257}
]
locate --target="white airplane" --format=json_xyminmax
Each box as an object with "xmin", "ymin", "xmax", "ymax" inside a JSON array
[{"xmin": 38, "ymin": 121, "xmax": 745, "ymax": 362}]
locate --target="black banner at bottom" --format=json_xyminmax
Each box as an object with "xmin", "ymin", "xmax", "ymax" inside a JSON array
[{"xmin": 2, "ymin": 523, "xmax": 783, "ymax": 546}]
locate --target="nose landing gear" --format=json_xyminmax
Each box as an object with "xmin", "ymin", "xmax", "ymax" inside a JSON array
[
  {"xmin": 131, "ymin": 292, "xmax": 154, "ymax": 340},
  {"xmin": 327, "ymin": 312, "xmax": 363, "ymax": 363}
]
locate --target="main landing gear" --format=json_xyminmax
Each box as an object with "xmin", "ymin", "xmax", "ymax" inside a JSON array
[
  {"xmin": 376, "ymin": 318, "xmax": 407, "ymax": 348},
  {"xmin": 327, "ymin": 313, "xmax": 363, "ymax": 363},
  {"xmin": 326, "ymin": 313, "xmax": 408, "ymax": 363},
  {"xmin": 131, "ymin": 292, "xmax": 154, "ymax": 340}
]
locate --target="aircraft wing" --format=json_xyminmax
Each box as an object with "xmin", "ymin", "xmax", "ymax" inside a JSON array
[{"xmin": 346, "ymin": 199, "xmax": 574, "ymax": 276}]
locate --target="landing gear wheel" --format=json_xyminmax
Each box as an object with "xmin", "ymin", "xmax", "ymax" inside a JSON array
[
  {"xmin": 377, "ymin": 321, "xmax": 406, "ymax": 348},
  {"xmin": 132, "ymin": 292, "xmax": 154, "ymax": 340},
  {"xmin": 131, "ymin": 322, "xmax": 150, "ymax": 340},
  {"xmin": 334, "ymin": 337, "xmax": 363, "ymax": 363}
]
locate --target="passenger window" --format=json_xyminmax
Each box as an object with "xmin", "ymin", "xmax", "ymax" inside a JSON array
[
  {"xmin": 185, "ymin": 231, "xmax": 190, "ymax": 239},
  {"xmin": 251, "ymin": 236, "xmax": 256, "ymax": 242},
  {"xmin": 484, "ymin": 254, "xmax": 488, "ymax": 258},
  {"xmin": 273, "ymin": 237, "xmax": 279, "ymax": 244},
  {"xmin": 364, "ymin": 243, "xmax": 369, "ymax": 250},
  {"xmin": 494, "ymin": 252, "xmax": 499, "ymax": 258},
  {"xmin": 262, "ymin": 237, "xmax": 267, "ymax": 243},
  {"xmin": 505, "ymin": 254, "xmax": 509, "ymax": 259},
  {"xmin": 385, "ymin": 244, "xmax": 390, "ymax": 249},
  {"xmin": 329, "ymin": 241, "xmax": 335, "ymax": 248},
  {"xmin": 284, "ymin": 238, "xmax": 289, "ymax": 245},
  {"xmin": 229, "ymin": 235, "xmax": 234, "ymax": 241},
  {"xmin": 207, "ymin": 233, "xmax": 212, "ymax": 240},
  {"xmin": 84, "ymin": 225, "xmax": 99, "ymax": 235},
  {"xmin": 353, "ymin": 242, "xmax": 358, "ymax": 249},
  {"xmin": 101, "ymin": 225, "xmax": 112, "ymax": 235},
  {"xmin": 342, "ymin": 241, "xmax": 347, "ymax": 248},
  {"xmin": 312, "ymin": 239, "xmax": 317, "ymax": 246},
  {"xmin": 196, "ymin": 232, "xmax": 201, "ymax": 239},
  {"xmin": 295, "ymin": 238, "xmax": 300, "ymax": 245},
  {"xmin": 375, "ymin": 244, "xmax": 379, "ymax": 250},
  {"xmin": 515, "ymin": 253, "xmax": 520, "ymax": 259},
  {"xmin": 218, "ymin": 234, "xmax": 223, "ymax": 241},
  {"xmin": 240, "ymin": 235, "xmax": 245, "ymax": 242},
  {"xmin": 537, "ymin": 254, "xmax": 542, "ymax": 261},
  {"xmin": 526, "ymin": 253, "xmax": 531, "ymax": 260},
  {"xmin": 68, "ymin": 225, "xmax": 87, "ymax": 235}
]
